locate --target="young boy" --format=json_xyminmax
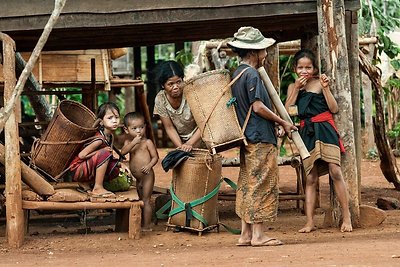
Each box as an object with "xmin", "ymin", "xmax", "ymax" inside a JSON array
[{"xmin": 121, "ymin": 112, "xmax": 158, "ymax": 231}]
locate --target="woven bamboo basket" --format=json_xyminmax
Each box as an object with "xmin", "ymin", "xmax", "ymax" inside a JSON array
[
  {"xmin": 183, "ymin": 70, "xmax": 246, "ymax": 154},
  {"xmin": 31, "ymin": 100, "xmax": 97, "ymax": 179},
  {"xmin": 168, "ymin": 149, "xmax": 222, "ymax": 233}
]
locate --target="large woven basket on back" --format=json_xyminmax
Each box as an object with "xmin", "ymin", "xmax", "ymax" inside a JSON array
[
  {"xmin": 168, "ymin": 149, "xmax": 222, "ymax": 233},
  {"xmin": 31, "ymin": 100, "xmax": 97, "ymax": 179},
  {"xmin": 184, "ymin": 69, "xmax": 246, "ymax": 154}
]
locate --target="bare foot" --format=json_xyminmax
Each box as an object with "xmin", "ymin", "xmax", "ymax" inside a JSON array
[
  {"xmin": 236, "ymin": 238, "xmax": 251, "ymax": 246},
  {"xmin": 340, "ymin": 220, "xmax": 353, "ymax": 232},
  {"xmin": 237, "ymin": 231, "xmax": 252, "ymax": 246},
  {"xmin": 298, "ymin": 224, "xmax": 317, "ymax": 233}
]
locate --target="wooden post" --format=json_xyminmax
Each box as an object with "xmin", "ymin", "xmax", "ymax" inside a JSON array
[
  {"xmin": 135, "ymin": 84, "xmax": 156, "ymax": 145},
  {"xmin": 317, "ymin": 0, "xmax": 360, "ymax": 227},
  {"xmin": 129, "ymin": 203, "xmax": 142, "ymax": 239},
  {"xmin": 133, "ymin": 46, "xmax": 142, "ymax": 113},
  {"xmin": 2, "ymin": 33, "xmax": 25, "ymax": 247},
  {"xmin": 265, "ymin": 43, "xmax": 280, "ymax": 94},
  {"xmin": 346, "ymin": 10, "xmax": 362, "ymax": 202},
  {"xmin": 124, "ymin": 77, "xmax": 136, "ymax": 114},
  {"xmin": 175, "ymin": 42, "xmax": 184, "ymax": 55}
]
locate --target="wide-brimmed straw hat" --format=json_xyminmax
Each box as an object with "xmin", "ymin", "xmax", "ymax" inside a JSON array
[{"xmin": 227, "ymin": 26, "xmax": 276, "ymax": 50}]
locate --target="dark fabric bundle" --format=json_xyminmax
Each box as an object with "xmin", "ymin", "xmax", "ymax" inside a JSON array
[{"xmin": 161, "ymin": 149, "xmax": 193, "ymax": 172}]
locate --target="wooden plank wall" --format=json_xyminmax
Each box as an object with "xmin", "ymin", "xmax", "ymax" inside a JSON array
[{"xmin": 0, "ymin": 50, "xmax": 107, "ymax": 84}]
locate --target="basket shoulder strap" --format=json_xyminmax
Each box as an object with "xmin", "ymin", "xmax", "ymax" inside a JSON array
[
  {"xmin": 201, "ymin": 67, "xmax": 250, "ymax": 136},
  {"xmin": 241, "ymin": 104, "xmax": 253, "ymax": 134}
]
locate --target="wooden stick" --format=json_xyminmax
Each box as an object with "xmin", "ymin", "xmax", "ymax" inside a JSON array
[
  {"xmin": 0, "ymin": 144, "xmax": 55, "ymax": 196},
  {"xmin": 257, "ymin": 66, "xmax": 310, "ymax": 160}
]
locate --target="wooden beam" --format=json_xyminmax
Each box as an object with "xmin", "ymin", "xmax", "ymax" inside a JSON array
[{"xmin": 22, "ymin": 200, "xmax": 143, "ymax": 210}]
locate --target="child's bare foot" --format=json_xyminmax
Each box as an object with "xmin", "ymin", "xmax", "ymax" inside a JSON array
[
  {"xmin": 298, "ymin": 224, "xmax": 317, "ymax": 233},
  {"xmin": 340, "ymin": 220, "xmax": 353, "ymax": 232}
]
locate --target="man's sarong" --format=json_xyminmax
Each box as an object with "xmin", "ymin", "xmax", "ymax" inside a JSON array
[{"xmin": 235, "ymin": 143, "xmax": 279, "ymax": 224}]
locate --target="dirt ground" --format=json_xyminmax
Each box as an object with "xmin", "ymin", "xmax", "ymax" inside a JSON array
[{"xmin": 1, "ymin": 148, "xmax": 400, "ymax": 266}]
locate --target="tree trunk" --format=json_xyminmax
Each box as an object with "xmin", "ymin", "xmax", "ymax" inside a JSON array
[
  {"xmin": 359, "ymin": 51, "xmax": 400, "ymax": 190},
  {"xmin": 15, "ymin": 53, "xmax": 52, "ymax": 122},
  {"xmin": 317, "ymin": 0, "xmax": 360, "ymax": 227},
  {"xmin": 361, "ymin": 21, "xmax": 377, "ymax": 156},
  {"xmin": 361, "ymin": 60, "xmax": 376, "ymax": 155}
]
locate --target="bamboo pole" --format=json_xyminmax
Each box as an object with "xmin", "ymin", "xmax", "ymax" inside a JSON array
[
  {"xmin": 0, "ymin": 144, "xmax": 55, "ymax": 196},
  {"xmin": 257, "ymin": 67, "xmax": 310, "ymax": 160},
  {"xmin": 1, "ymin": 33, "xmax": 25, "ymax": 248}
]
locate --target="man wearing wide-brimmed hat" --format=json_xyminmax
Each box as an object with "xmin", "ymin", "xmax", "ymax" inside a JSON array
[{"xmin": 228, "ymin": 26, "xmax": 297, "ymax": 247}]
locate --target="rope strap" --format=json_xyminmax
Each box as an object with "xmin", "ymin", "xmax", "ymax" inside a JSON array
[
  {"xmin": 168, "ymin": 180, "xmax": 222, "ymax": 227},
  {"xmin": 155, "ymin": 199, "xmax": 172, "ymax": 220},
  {"xmin": 155, "ymin": 177, "xmax": 241, "ymax": 234}
]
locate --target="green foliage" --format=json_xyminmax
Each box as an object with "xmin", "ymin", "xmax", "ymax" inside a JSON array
[
  {"xmin": 390, "ymin": 59, "xmax": 400, "ymax": 71},
  {"xmin": 175, "ymin": 49, "xmax": 193, "ymax": 67},
  {"xmin": 386, "ymin": 77, "xmax": 400, "ymax": 89},
  {"xmin": 359, "ymin": 0, "xmax": 400, "ymax": 59},
  {"xmin": 279, "ymin": 139, "xmax": 287, "ymax": 157},
  {"xmin": 387, "ymin": 122, "xmax": 400, "ymax": 139},
  {"xmin": 21, "ymin": 95, "xmax": 35, "ymax": 117},
  {"xmin": 366, "ymin": 148, "xmax": 379, "ymax": 160},
  {"xmin": 279, "ymin": 55, "xmax": 295, "ymax": 103},
  {"xmin": 65, "ymin": 88, "xmax": 83, "ymax": 102},
  {"xmin": 225, "ymin": 57, "xmax": 240, "ymax": 73}
]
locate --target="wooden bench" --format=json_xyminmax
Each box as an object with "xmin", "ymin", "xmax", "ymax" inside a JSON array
[{"xmin": 22, "ymin": 188, "xmax": 143, "ymax": 239}]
